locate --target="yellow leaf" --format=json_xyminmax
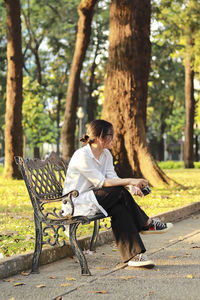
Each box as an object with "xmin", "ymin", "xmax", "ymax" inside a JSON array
[
  {"xmin": 14, "ymin": 282, "xmax": 25, "ymax": 286},
  {"xmin": 49, "ymin": 276, "xmax": 56, "ymax": 279},
  {"xmin": 61, "ymin": 283, "xmax": 71, "ymax": 287},
  {"xmin": 36, "ymin": 284, "xmax": 46, "ymax": 288},
  {"xmin": 187, "ymin": 274, "xmax": 194, "ymax": 279},
  {"xmin": 66, "ymin": 276, "xmax": 76, "ymax": 281}
]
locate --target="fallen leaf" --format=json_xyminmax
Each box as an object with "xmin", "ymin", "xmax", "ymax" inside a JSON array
[
  {"xmin": 21, "ymin": 272, "xmax": 30, "ymax": 276},
  {"xmin": 187, "ymin": 274, "xmax": 194, "ymax": 279},
  {"xmin": 182, "ymin": 254, "xmax": 191, "ymax": 258},
  {"xmin": 146, "ymin": 291, "xmax": 155, "ymax": 296},
  {"xmin": 112, "ymin": 249, "xmax": 117, "ymax": 252},
  {"xmin": 96, "ymin": 267, "xmax": 106, "ymax": 270},
  {"xmin": 120, "ymin": 275, "xmax": 136, "ymax": 280},
  {"xmin": 168, "ymin": 256, "xmax": 178, "ymax": 259},
  {"xmin": 61, "ymin": 283, "xmax": 71, "ymax": 287},
  {"xmin": 56, "ymin": 297, "xmax": 62, "ymax": 300},
  {"xmin": 91, "ymin": 290, "xmax": 107, "ymax": 294},
  {"xmin": 36, "ymin": 284, "xmax": 46, "ymax": 288},
  {"xmin": 49, "ymin": 276, "xmax": 56, "ymax": 279},
  {"xmin": 3, "ymin": 278, "xmax": 15, "ymax": 282},
  {"xmin": 191, "ymin": 246, "xmax": 200, "ymax": 249},
  {"xmin": 14, "ymin": 282, "xmax": 25, "ymax": 286},
  {"xmin": 8, "ymin": 298, "xmax": 15, "ymax": 300},
  {"xmin": 66, "ymin": 276, "xmax": 76, "ymax": 281}
]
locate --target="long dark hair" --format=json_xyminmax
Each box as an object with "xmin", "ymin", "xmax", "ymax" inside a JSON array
[{"xmin": 80, "ymin": 119, "xmax": 113, "ymax": 144}]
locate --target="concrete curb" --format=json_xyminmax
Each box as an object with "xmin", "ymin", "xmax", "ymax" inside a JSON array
[{"xmin": 1, "ymin": 201, "xmax": 200, "ymax": 280}]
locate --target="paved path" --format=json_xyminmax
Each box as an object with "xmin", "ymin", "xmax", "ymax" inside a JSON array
[{"xmin": 1, "ymin": 213, "xmax": 200, "ymax": 300}]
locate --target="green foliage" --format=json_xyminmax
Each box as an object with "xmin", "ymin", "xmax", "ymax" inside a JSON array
[
  {"xmin": 149, "ymin": 0, "xmax": 200, "ymax": 159},
  {"xmin": 147, "ymin": 41, "xmax": 185, "ymax": 149},
  {"xmin": 158, "ymin": 161, "xmax": 200, "ymax": 169},
  {"xmin": 158, "ymin": 161, "xmax": 184, "ymax": 169},
  {"xmin": 23, "ymin": 77, "xmax": 58, "ymax": 148},
  {"xmin": 194, "ymin": 162, "xmax": 200, "ymax": 168}
]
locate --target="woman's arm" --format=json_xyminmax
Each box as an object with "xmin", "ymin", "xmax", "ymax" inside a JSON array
[{"xmin": 103, "ymin": 177, "xmax": 148, "ymax": 189}]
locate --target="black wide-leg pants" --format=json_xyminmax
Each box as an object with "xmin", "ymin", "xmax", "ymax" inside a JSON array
[{"xmin": 94, "ymin": 186, "xmax": 149, "ymax": 262}]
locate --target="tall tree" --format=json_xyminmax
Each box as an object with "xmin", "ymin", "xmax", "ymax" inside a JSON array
[
  {"xmin": 147, "ymin": 41, "xmax": 185, "ymax": 161},
  {"xmin": 4, "ymin": 0, "xmax": 23, "ymax": 178},
  {"xmin": 103, "ymin": 0, "xmax": 175, "ymax": 187},
  {"xmin": 61, "ymin": 0, "xmax": 98, "ymax": 160},
  {"xmin": 184, "ymin": 34, "xmax": 195, "ymax": 167},
  {"xmin": 155, "ymin": 0, "xmax": 200, "ymax": 167}
]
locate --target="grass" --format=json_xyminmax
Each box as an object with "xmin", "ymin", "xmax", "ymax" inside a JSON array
[{"xmin": 0, "ymin": 167, "xmax": 200, "ymax": 258}]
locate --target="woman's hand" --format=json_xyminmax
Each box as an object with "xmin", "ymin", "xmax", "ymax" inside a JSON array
[
  {"xmin": 128, "ymin": 185, "xmax": 143, "ymax": 197},
  {"xmin": 129, "ymin": 178, "xmax": 148, "ymax": 189}
]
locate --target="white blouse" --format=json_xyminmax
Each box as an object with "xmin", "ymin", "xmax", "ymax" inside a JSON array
[{"xmin": 62, "ymin": 144, "xmax": 119, "ymax": 217}]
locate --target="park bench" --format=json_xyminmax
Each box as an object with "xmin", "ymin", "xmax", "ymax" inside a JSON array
[{"xmin": 15, "ymin": 152, "xmax": 105, "ymax": 276}]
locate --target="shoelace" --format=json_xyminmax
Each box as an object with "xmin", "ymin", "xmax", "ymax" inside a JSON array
[
  {"xmin": 138, "ymin": 254, "xmax": 148, "ymax": 261},
  {"xmin": 152, "ymin": 218, "xmax": 166, "ymax": 229}
]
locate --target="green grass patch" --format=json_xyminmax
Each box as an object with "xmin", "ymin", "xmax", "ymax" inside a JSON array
[
  {"xmin": 0, "ymin": 168, "xmax": 200, "ymax": 258},
  {"xmin": 158, "ymin": 161, "xmax": 200, "ymax": 169}
]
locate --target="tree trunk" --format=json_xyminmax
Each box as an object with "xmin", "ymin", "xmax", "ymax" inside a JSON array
[
  {"xmin": 184, "ymin": 36, "xmax": 195, "ymax": 168},
  {"xmin": 87, "ymin": 38, "xmax": 100, "ymax": 122},
  {"xmin": 103, "ymin": 0, "xmax": 176, "ymax": 187},
  {"xmin": 34, "ymin": 146, "xmax": 40, "ymax": 159},
  {"xmin": 61, "ymin": 0, "xmax": 98, "ymax": 160},
  {"xmin": 4, "ymin": 0, "xmax": 23, "ymax": 179},
  {"xmin": 56, "ymin": 92, "xmax": 62, "ymax": 156},
  {"xmin": 194, "ymin": 134, "xmax": 199, "ymax": 162}
]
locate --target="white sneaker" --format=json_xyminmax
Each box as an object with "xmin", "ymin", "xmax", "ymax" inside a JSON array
[
  {"xmin": 128, "ymin": 254, "xmax": 155, "ymax": 268},
  {"xmin": 141, "ymin": 219, "xmax": 173, "ymax": 235}
]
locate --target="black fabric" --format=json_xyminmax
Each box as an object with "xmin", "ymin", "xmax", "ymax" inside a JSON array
[{"xmin": 94, "ymin": 186, "xmax": 149, "ymax": 262}]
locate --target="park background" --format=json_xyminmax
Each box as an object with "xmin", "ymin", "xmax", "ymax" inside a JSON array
[{"xmin": 0, "ymin": 0, "xmax": 200, "ymax": 259}]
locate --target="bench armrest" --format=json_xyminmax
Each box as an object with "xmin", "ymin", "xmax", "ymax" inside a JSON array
[{"xmin": 38, "ymin": 190, "xmax": 79, "ymax": 221}]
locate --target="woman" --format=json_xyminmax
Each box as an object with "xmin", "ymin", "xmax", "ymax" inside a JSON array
[{"xmin": 62, "ymin": 119, "xmax": 173, "ymax": 268}]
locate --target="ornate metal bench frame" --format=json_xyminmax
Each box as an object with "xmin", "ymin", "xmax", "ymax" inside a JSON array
[{"xmin": 15, "ymin": 152, "xmax": 105, "ymax": 276}]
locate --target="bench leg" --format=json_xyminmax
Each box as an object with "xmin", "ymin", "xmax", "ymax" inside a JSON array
[
  {"xmin": 32, "ymin": 217, "xmax": 42, "ymax": 273},
  {"xmin": 90, "ymin": 219, "xmax": 100, "ymax": 251},
  {"xmin": 69, "ymin": 223, "xmax": 91, "ymax": 276}
]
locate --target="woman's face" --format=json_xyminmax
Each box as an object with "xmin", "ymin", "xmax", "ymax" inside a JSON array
[{"xmin": 102, "ymin": 128, "xmax": 114, "ymax": 149}]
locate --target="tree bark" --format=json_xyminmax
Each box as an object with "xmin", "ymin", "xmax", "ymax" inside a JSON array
[
  {"xmin": 87, "ymin": 37, "xmax": 100, "ymax": 122},
  {"xmin": 61, "ymin": 0, "xmax": 98, "ymax": 160},
  {"xmin": 103, "ymin": 0, "xmax": 176, "ymax": 187},
  {"xmin": 184, "ymin": 36, "xmax": 195, "ymax": 168},
  {"xmin": 4, "ymin": 0, "xmax": 23, "ymax": 178}
]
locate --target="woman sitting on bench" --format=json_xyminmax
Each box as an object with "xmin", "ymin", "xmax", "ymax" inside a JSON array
[{"xmin": 62, "ymin": 119, "xmax": 173, "ymax": 268}]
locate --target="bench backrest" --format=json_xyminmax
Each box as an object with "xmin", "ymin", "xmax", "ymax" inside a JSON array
[{"xmin": 15, "ymin": 152, "xmax": 68, "ymax": 213}]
